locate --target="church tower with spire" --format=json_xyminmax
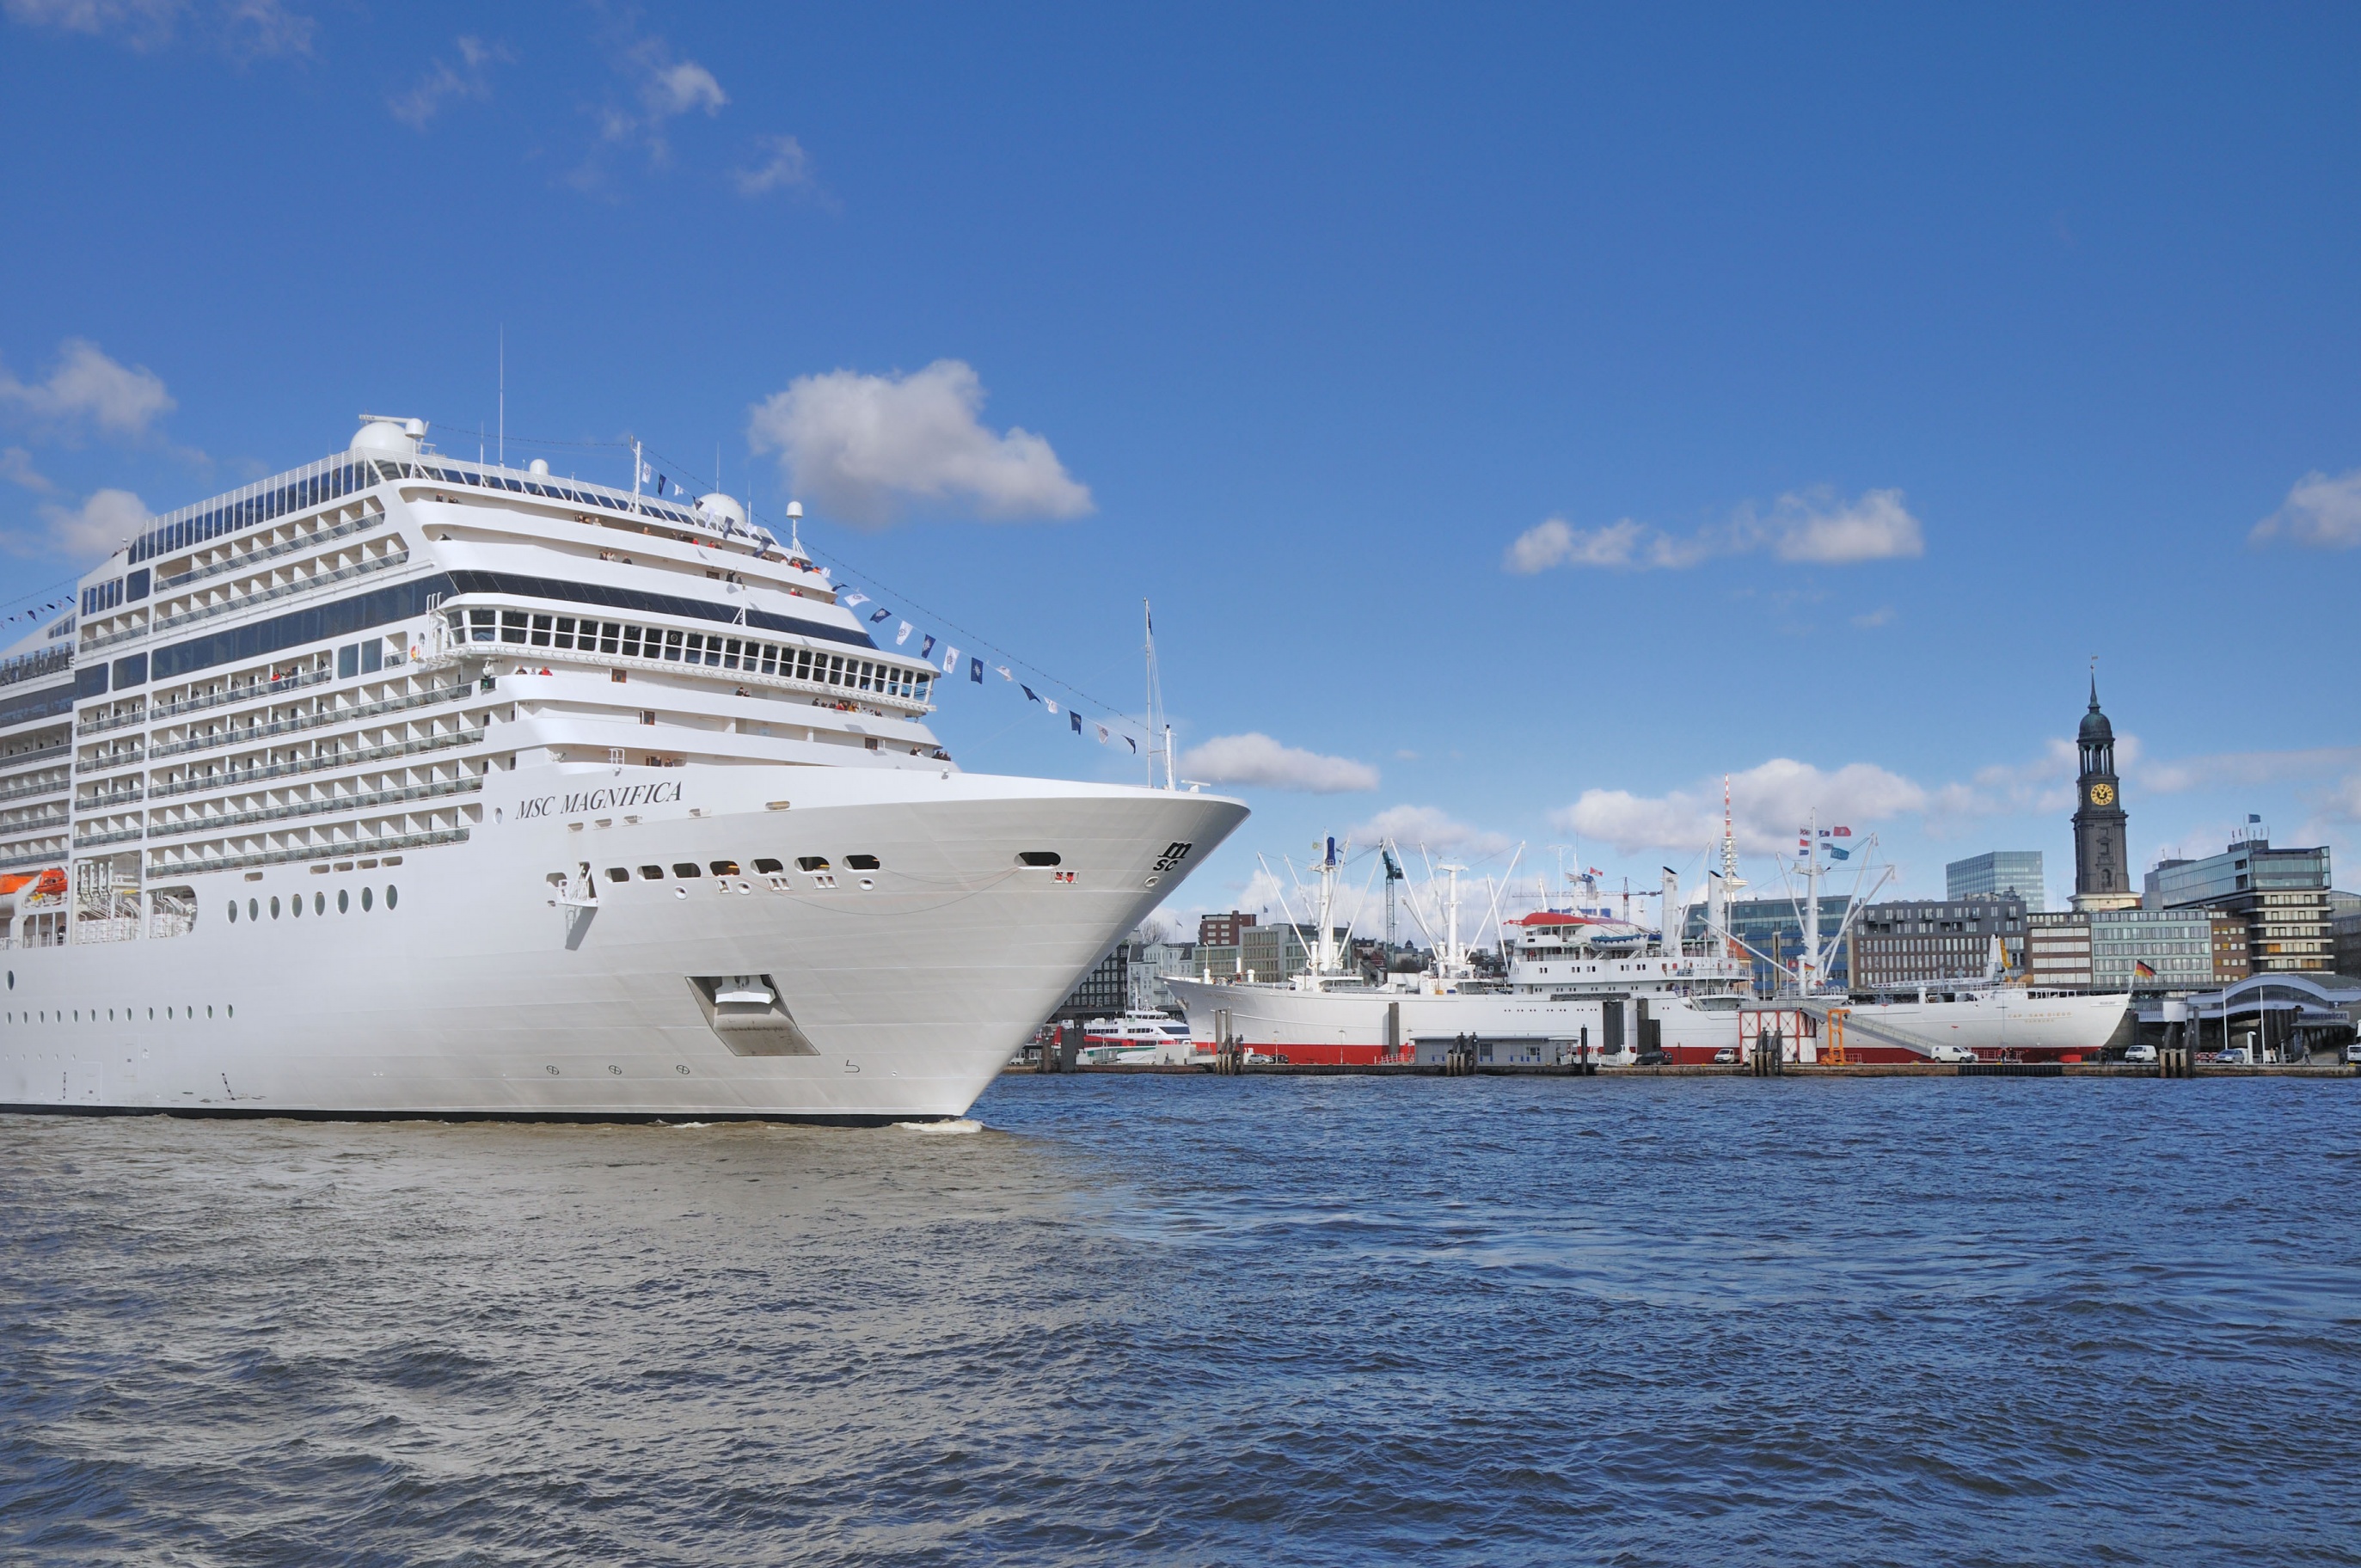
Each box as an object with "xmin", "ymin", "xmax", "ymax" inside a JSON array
[{"xmin": 2070, "ymin": 673, "xmax": 2138, "ymax": 912}]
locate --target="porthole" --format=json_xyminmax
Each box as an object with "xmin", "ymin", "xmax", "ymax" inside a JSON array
[
  {"xmin": 672, "ymin": 862, "xmax": 702, "ymax": 879},
  {"xmin": 361, "ymin": 887, "xmax": 373, "ymax": 912},
  {"xmin": 1017, "ymin": 851, "xmax": 1062, "ymax": 867},
  {"xmin": 6, "ymin": 971, "xmax": 11, "ymax": 990},
  {"xmin": 228, "ymin": 902, "xmax": 240, "ymax": 924},
  {"xmin": 386, "ymin": 885, "xmax": 397, "ymax": 910},
  {"xmin": 247, "ymin": 898, "xmax": 258, "ymax": 922},
  {"xmin": 709, "ymin": 860, "xmax": 740, "ymax": 876},
  {"xmin": 638, "ymin": 866, "xmax": 663, "ymax": 879},
  {"xmin": 314, "ymin": 891, "xmax": 325, "ymax": 915},
  {"xmin": 207, "ymin": 1006, "xmax": 213, "ymax": 1018},
  {"xmin": 228, "ymin": 1005, "xmax": 234, "ymax": 1018},
  {"xmin": 338, "ymin": 890, "xmax": 349, "ymax": 914},
  {"xmin": 605, "ymin": 867, "xmax": 630, "ymax": 883},
  {"xmin": 291, "ymin": 894, "xmax": 302, "ymax": 920},
  {"xmin": 672, "ymin": 887, "xmax": 687, "ymax": 900},
  {"xmin": 270, "ymin": 897, "xmax": 281, "ymax": 920},
  {"xmin": 858, "ymin": 878, "xmax": 875, "ymax": 891}
]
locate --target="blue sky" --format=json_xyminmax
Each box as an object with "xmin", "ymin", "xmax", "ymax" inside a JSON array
[{"xmin": 3, "ymin": 3, "xmax": 2358, "ymax": 928}]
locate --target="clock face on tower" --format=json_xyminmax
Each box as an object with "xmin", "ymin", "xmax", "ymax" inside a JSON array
[{"xmin": 2088, "ymin": 782, "xmax": 2116, "ymax": 806}]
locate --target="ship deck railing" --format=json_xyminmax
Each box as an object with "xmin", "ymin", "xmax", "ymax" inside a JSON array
[
  {"xmin": 148, "ymin": 824, "xmax": 468, "ymax": 877},
  {"xmin": 148, "ymin": 680, "xmax": 475, "ymax": 761},
  {"xmin": 155, "ymin": 509, "xmax": 383, "ymax": 595},
  {"xmin": 143, "ymin": 549, "xmax": 408, "ymax": 641},
  {"xmin": 148, "ymin": 775, "xmax": 481, "ymax": 840},
  {"xmin": 148, "ymin": 725, "xmax": 487, "ymax": 801}
]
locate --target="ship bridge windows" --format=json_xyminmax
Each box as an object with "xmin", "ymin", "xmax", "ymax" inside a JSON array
[{"xmin": 445, "ymin": 607, "xmax": 933, "ymax": 707}]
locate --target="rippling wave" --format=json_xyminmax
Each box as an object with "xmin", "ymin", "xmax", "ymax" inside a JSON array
[{"xmin": 3, "ymin": 1076, "xmax": 2356, "ymax": 1565}]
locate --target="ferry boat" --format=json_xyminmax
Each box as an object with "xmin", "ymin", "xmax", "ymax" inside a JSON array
[
  {"xmin": 0, "ymin": 416, "xmax": 1244, "ymax": 1123},
  {"xmin": 1164, "ymin": 828, "xmax": 2125, "ymax": 1065},
  {"xmin": 1077, "ymin": 1012, "xmax": 1195, "ymax": 1065}
]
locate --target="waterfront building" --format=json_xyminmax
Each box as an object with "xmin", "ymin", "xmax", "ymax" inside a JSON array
[
  {"xmin": 1684, "ymin": 894, "xmax": 1853, "ymax": 995},
  {"xmin": 2026, "ymin": 911, "xmax": 2093, "ymax": 988},
  {"xmin": 1848, "ymin": 895, "xmax": 2026, "ymax": 988},
  {"xmin": 1198, "ymin": 910, "xmax": 1256, "ymax": 946},
  {"xmin": 2070, "ymin": 677, "xmax": 2138, "ymax": 912},
  {"xmin": 1947, "ymin": 850, "xmax": 2046, "ymax": 912},
  {"xmin": 2144, "ymin": 831, "xmax": 2333, "ymax": 975},
  {"xmin": 2024, "ymin": 907, "xmax": 2249, "ymax": 992},
  {"xmin": 2330, "ymin": 891, "xmax": 2361, "ymax": 980}
]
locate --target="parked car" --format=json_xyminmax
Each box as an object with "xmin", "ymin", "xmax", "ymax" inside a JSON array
[
  {"xmin": 2123, "ymin": 1043, "xmax": 2158, "ymax": 1064},
  {"xmin": 2344, "ymin": 1042, "xmax": 2361, "ymax": 1066},
  {"xmin": 1929, "ymin": 1044, "xmax": 1977, "ymax": 1063},
  {"xmin": 1636, "ymin": 1047, "xmax": 1669, "ymax": 1066},
  {"xmin": 2215, "ymin": 1047, "xmax": 2253, "ymax": 1066},
  {"xmin": 1712, "ymin": 1046, "xmax": 1739, "ymax": 1064},
  {"xmin": 1243, "ymin": 1050, "xmax": 1274, "ymax": 1066}
]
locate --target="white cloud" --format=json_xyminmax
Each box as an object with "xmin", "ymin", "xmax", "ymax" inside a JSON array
[
  {"xmin": 35, "ymin": 488, "xmax": 150, "ymax": 558},
  {"xmin": 748, "ymin": 359, "xmax": 1093, "ymax": 526},
  {"xmin": 1851, "ymin": 606, "xmax": 1896, "ymax": 628},
  {"xmin": 0, "ymin": 447, "xmax": 54, "ymax": 493},
  {"xmin": 0, "ymin": 339, "xmax": 175, "ymax": 438},
  {"xmin": 389, "ymin": 35, "xmax": 510, "ymax": 129},
  {"xmin": 1175, "ymin": 732, "xmax": 1379, "ymax": 793},
  {"xmin": 732, "ymin": 134, "xmax": 814, "ymax": 196},
  {"xmin": 2251, "ymin": 468, "xmax": 2361, "ymax": 550},
  {"xmin": 2321, "ymin": 775, "xmax": 2361, "ymax": 824},
  {"xmin": 1503, "ymin": 487, "xmax": 1924, "ymax": 574},
  {"xmin": 1347, "ymin": 804, "xmax": 1512, "ymax": 857},
  {"xmin": 590, "ymin": 33, "xmax": 726, "ymax": 163},
  {"xmin": 1504, "ymin": 518, "xmax": 1691, "ymax": 573},
  {"xmin": 3, "ymin": 0, "xmax": 310, "ymax": 55},
  {"xmin": 2136, "ymin": 744, "xmax": 2361, "ymax": 797},
  {"xmin": 1554, "ymin": 757, "xmax": 1929, "ymax": 855},
  {"xmin": 1763, "ymin": 487, "xmax": 1924, "ymax": 564}
]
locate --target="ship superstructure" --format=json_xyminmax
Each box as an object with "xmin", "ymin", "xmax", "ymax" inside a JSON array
[{"xmin": 0, "ymin": 417, "xmax": 1244, "ymax": 1120}]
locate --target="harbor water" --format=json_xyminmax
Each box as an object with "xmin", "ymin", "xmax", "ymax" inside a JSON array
[{"xmin": 3, "ymin": 1075, "xmax": 2357, "ymax": 1565}]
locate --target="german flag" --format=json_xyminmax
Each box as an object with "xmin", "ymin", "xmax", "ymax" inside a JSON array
[{"xmin": 2133, "ymin": 960, "xmax": 2156, "ymax": 979}]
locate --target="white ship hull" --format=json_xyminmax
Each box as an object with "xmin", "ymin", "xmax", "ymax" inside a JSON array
[
  {"xmin": 1164, "ymin": 976, "xmax": 2129, "ymax": 1064},
  {"xmin": 1, "ymin": 766, "xmax": 1245, "ymax": 1122}
]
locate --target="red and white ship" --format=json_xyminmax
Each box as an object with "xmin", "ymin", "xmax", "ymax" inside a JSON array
[{"xmin": 1164, "ymin": 821, "xmax": 2126, "ymax": 1067}]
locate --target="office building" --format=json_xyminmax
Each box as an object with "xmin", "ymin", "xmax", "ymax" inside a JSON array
[
  {"xmin": 2333, "ymin": 891, "xmax": 2361, "ymax": 981},
  {"xmin": 1198, "ymin": 910, "xmax": 1257, "ymax": 946},
  {"xmin": 1849, "ymin": 895, "xmax": 2027, "ymax": 988},
  {"xmin": 1686, "ymin": 895, "xmax": 1853, "ymax": 995},
  {"xmin": 2145, "ymin": 830, "xmax": 2333, "ymax": 975},
  {"xmin": 2026, "ymin": 908, "xmax": 2251, "ymax": 992},
  {"xmin": 1947, "ymin": 850, "xmax": 2046, "ymax": 912}
]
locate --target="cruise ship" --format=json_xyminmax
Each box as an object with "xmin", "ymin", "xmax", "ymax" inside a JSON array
[{"xmin": 0, "ymin": 417, "xmax": 1244, "ymax": 1123}]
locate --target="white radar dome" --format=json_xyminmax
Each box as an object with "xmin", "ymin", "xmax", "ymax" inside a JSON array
[
  {"xmin": 528, "ymin": 458, "xmax": 549, "ymax": 476},
  {"xmin": 696, "ymin": 493, "xmax": 747, "ymax": 530},
  {"xmin": 351, "ymin": 417, "xmax": 421, "ymax": 457}
]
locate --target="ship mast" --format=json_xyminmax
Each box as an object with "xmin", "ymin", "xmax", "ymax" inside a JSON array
[{"xmin": 1144, "ymin": 599, "xmax": 1172, "ymax": 790}]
